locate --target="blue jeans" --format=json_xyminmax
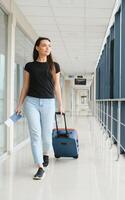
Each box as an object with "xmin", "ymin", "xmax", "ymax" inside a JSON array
[{"xmin": 24, "ymin": 96, "xmax": 55, "ymax": 165}]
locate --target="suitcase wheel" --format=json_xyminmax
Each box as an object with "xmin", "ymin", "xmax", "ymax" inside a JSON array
[
  {"xmin": 73, "ymin": 155, "xmax": 78, "ymax": 159},
  {"xmin": 55, "ymin": 155, "xmax": 60, "ymax": 158}
]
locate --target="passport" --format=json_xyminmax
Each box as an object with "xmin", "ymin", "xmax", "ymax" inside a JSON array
[{"xmin": 4, "ymin": 112, "xmax": 23, "ymax": 127}]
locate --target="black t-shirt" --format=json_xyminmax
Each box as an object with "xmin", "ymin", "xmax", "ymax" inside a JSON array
[{"xmin": 24, "ymin": 61, "xmax": 60, "ymax": 98}]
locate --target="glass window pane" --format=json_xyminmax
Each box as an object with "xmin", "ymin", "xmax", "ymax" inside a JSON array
[
  {"xmin": 0, "ymin": 8, "xmax": 7, "ymax": 155},
  {"xmin": 14, "ymin": 26, "xmax": 33, "ymax": 145}
]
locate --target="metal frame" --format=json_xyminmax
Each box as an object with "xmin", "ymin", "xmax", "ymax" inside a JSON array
[{"xmin": 96, "ymin": 99, "xmax": 125, "ymax": 160}]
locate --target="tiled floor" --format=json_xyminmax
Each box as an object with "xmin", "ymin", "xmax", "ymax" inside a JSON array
[{"xmin": 1, "ymin": 116, "xmax": 125, "ymax": 200}]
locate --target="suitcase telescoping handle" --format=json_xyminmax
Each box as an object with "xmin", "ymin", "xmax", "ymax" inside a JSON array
[{"xmin": 55, "ymin": 112, "xmax": 68, "ymax": 135}]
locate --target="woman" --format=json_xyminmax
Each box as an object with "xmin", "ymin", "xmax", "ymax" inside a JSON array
[{"xmin": 16, "ymin": 37, "xmax": 62, "ymax": 180}]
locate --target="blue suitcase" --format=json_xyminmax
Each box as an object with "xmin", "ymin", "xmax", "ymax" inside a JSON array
[{"xmin": 52, "ymin": 112, "xmax": 79, "ymax": 159}]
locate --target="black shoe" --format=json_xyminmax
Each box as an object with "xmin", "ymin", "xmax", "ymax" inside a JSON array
[
  {"xmin": 33, "ymin": 167, "xmax": 45, "ymax": 180},
  {"xmin": 43, "ymin": 155, "xmax": 49, "ymax": 167}
]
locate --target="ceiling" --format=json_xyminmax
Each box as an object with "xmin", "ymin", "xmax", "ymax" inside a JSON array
[{"xmin": 15, "ymin": 0, "xmax": 116, "ymax": 75}]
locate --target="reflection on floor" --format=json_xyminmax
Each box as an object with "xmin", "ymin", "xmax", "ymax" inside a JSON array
[{"xmin": 0, "ymin": 116, "xmax": 125, "ymax": 200}]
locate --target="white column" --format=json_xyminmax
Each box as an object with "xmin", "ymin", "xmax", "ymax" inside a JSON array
[
  {"xmin": 71, "ymin": 88, "xmax": 74, "ymax": 116},
  {"xmin": 93, "ymin": 72, "xmax": 96, "ymax": 116},
  {"xmin": 62, "ymin": 77, "xmax": 66, "ymax": 113},
  {"xmin": 6, "ymin": 0, "xmax": 16, "ymax": 154}
]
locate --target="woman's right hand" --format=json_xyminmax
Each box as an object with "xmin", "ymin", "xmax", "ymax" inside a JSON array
[{"xmin": 15, "ymin": 104, "xmax": 22, "ymax": 115}]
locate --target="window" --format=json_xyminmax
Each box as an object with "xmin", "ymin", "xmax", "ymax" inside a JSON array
[
  {"xmin": 14, "ymin": 26, "xmax": 33, "ymax": 145},
  {"xmin": 0, "ymin": 8, "xmax": 7, "ymax": 155}
]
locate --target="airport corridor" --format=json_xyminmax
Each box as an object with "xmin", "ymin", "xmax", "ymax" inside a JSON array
[{"xmin": 0, "ymin": 115, "xmax": 125, "ymax": 200}]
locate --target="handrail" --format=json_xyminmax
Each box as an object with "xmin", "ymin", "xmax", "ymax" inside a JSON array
[
  {"xmin": 95, "ymin": 99, "xmax": 125, "ymax": 161},
  {"xmin": 96, "ymin": 99, "xmax": 125, "ymax": 102}
]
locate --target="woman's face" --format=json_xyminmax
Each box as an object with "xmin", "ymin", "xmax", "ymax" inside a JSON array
[{"xmin": 36, "ymin": 39, "xmax": 51, "ymax": 56}]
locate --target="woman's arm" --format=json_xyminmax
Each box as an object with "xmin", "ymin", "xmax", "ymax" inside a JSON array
[
  {"xmin": 55, "ymin": 72, "xmax": 63, "ymax": 113},
  {"xmin": 16, "ymin": 71, "xmax": 30, "ymax": 114}
]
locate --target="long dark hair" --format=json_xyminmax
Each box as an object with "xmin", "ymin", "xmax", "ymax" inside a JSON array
[{"xmin": 33, "ymin": 37, "xmax": 56, "ymax": 84}]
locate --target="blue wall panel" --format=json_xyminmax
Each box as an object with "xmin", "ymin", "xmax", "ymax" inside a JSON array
[
  {"xmin": 99, "ymin": 54, "xmax": 103, "ymax": 99},
  {"xmin": 103, "ymin": 45, "xmax": 107, "ymax": 99},
  {"xmin": 120, "ymin": 0, "xmax": 125, "ymax": 150},
  {"xmin": 110, "ymin": 26, "xmax": 114, "ymax": 99},
  {"xmin": 108, "ymin": 102, "xmax": 111, "ymax": 135},
  {"xmin": 121, "ymin": 102, "xmax": 125, "ymax": 148},
  {"xmin": 96, "ymin": 67, "xmax": 99, "ymax": 99},
  {"xmin": 114, "ymin": 10, "xmax": 120, "ymax": 98},
  {"xmin": 121, "ymin": 0, "xmax": 125, "ymax": 98},
  {"xmin": 113, "ymin": 102, "xmax": 118, "ymax": 139},
  {"xmin": 106, "ymin": 36, "xmax": 111, "ymax": 99}
]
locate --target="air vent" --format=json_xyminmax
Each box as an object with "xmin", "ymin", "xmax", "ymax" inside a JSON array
[
  {"xmin": 68, "ymin": 75, "xmax": 75, "ymax": 78},
  {"xmin": 77, "ymin": 75, "xmax": 83, "ymax": 78}
]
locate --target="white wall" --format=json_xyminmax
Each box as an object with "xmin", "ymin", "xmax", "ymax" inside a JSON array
[
  {"xmin": 74, "ymin": 89, "xmax": 89, "ymax": 115},
  {"xmin": 89, "ymin": 76, "xmax": 95, "ymax": 115},
  {"xmin": 14, "ymin": 3, "xmax": 37, "ymax": 41},
  {"xmin": 64, "ymin": 80, "xmax": 72, "ymax": 113},
  {"xmin": 0, "ymin": 0, "xmax": 11, "ymax": 13}
]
